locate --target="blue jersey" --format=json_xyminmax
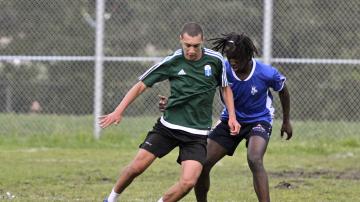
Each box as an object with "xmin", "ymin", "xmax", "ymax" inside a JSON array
[{"xmin": 220, "ymin": 59, "xmax": 286, "ymax": 124}]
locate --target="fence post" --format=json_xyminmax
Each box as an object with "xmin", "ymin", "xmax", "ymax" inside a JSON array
[
  {"xmin": 93, "ymin": 0, "xmax": 105, "ymax": 139},
  {"xmin": 262, "ymin": 0, "xmax": 273, "ymax": 65}
]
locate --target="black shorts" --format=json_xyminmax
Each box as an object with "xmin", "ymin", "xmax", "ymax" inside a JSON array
[
  {"xmin": 208, "ymin": 120, "xmax": 272, "ymax": 156},
  {"xmin": 139, "ymin": 119, "xmax": 208, "ymax": 165}
]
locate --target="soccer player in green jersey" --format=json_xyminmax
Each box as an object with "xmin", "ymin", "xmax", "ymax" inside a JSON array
[{"xmin": 99, "ymin": 22, "xmax": 240, "ymax": 202}]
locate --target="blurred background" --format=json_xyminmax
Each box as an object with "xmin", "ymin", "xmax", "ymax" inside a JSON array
[{"xmin": 0, "ymin": 0, "xmax": 359, "ymax": 139}]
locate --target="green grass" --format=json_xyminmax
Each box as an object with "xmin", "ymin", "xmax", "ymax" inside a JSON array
[{"xmin": 0, "ymin": 114, "xmax": 360, "ymax": 201}]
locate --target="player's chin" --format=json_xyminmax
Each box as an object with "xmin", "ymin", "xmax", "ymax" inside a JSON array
[
  {"xmin": 232, "ymin": 67, "xmax": 239, "ymax": 72},
  {"xmin": 187, "ymin": 56, "xmax": 196, "ymax": 61}
]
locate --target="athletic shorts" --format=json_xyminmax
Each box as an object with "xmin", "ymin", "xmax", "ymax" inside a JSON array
[
  {"xmin": 139, "ymin": 119, "xmax": 208, "ymax": 165},
  {"xmin": 208, "ymin": 120, "xmax": 272, "ymax": 156}
]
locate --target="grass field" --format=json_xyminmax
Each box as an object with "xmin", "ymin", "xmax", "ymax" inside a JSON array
[{"xmin": 0, "ymin": 114, "xmax": 360, "ymax": 201}]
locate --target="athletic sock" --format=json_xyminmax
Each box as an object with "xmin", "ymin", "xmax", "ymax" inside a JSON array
[
  {"xmin": 106, "ymin": 188, "xmax": 120, "ymax": 202},
  {"xmin": 157, "ymin": 197, "xmax": 164, "ymax": 202}
]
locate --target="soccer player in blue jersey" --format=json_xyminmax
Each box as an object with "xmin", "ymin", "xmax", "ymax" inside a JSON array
[
  {"xmin": 99, "ymin": 23, "xmax": 240, "ymax": 202},
  {"xmin": 159, "ymin": 32, "xmax": 293, "ymax": 202},
  {"xmin": 198, "ymin": 33, "xmax": 292, "ymax": 202}
]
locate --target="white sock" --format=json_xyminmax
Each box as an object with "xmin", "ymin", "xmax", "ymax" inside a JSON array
[
  {"xmin": 157, "ymin": 197, "xmax": 164, "ymax": 202},
  {"xmin": 106, "ymin": 189, "xmax": 120, "ymax": 202}
]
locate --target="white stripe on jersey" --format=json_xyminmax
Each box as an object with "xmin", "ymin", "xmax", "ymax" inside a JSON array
[
  {"xmin": 266, "ymin": 89, "xmax": 275, "ymax": 125},
  {"xmin": 221, "ymin": 59, "xmax": 228, "ymax": 87},
  {"xmin": 277, "ymin": 77, "xmax": 287, "ymax": 92},
  {"xmin": 160, "ymin": 116, "xmax": 209, "ymax": 135},
  {"xmin": 138, "ymin": 49, "xmax": 182, "ymax": 80},
  {"xmin": 204, "ymin": 48, "xmax": 223, "ymax": 59}
]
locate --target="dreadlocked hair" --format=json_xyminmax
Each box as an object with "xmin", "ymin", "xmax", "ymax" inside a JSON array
[{"xmin": 208, "ymin": 32, "xmax": 258, "ymax": 61}]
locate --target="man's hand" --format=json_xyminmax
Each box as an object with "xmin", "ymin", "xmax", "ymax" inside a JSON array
[
  {"xmin": 228, "ymin": 117, "xmax": 241, "ymax": 136},
  {"xmin": 158, "ymin": 95, "xmax": 167, "ymax": 112},
  {"xmin": 280, "ymin": 121, "xmax": 293, "ymax": 140},
  {"xmin": 99, "ymin": 112, "xmax": 122, "ymax": 129}
]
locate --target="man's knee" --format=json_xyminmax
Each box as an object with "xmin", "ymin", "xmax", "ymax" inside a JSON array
[
  {"xmin": 201, "ymin": 162, "xmax": 212, "ymax": 174},
  {"xmin": 179, "ymin": 178, "xmax": 197, "ymax": 191},
  {"xmin": 123, "ymin": 164, "xmax": 145, "ymax": 177},
  {"xmin": 247, "ymin": 154, "xmax": 264, "ymax": 170}
]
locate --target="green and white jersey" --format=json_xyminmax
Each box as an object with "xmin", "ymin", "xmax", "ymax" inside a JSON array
[{"xmin": 139, "ymin": 48, "xmax": 228, "ymax": 135}]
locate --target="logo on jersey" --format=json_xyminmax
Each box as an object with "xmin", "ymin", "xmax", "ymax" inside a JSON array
[
  {"xmin": 178, "ymin": 69, "xmax": 186, "ymax": 75},
  {"xmin": 251, "ymin": 86, "xmax": 258, "ymax": 95},
  {"xmin": 204, "ymin": 65, "xmax": 212, "ymax": 76}
]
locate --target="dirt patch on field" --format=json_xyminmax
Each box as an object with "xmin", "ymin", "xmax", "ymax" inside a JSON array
[
  {"xmin": 269, "ymin": 169, "xmax": 360, "ymax": 180},
  {"xmin": 270, "ymin": 169, "xmax": 360, "ymax": 189}
]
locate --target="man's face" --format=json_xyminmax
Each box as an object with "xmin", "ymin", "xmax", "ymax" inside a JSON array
[
  {"xmin": 229, "ymin": 58, "xmax": 247, "ymax": 72},
  {"xmin": 180, "ymin": 33, "xmax": 203, "ymax": 61}
]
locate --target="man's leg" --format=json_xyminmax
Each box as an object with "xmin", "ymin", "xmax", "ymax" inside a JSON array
[
  {"xmin": 161, "ymin": 160, "xmax": 202, "ymax": 202},
  {"xmin": 107, "ymin": 149, "xmax": 156, "ymax": 201},
  {"xmin": 247, "ymin": 135, "xmax": 269, "ymax": 202},
  {"xmin": 195, "ymin": 139, "xmax": 227, "ymax": 202}
]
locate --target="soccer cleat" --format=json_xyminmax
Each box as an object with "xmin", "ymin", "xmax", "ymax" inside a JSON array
[{"xmin": 103, "ymin": 198, "xmax": 108, "ymax": 202}]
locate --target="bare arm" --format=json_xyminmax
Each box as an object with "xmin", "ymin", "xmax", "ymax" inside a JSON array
[
  {"xmin": 158, "ymin": 95, "xmax": 167, "ymax": 112},
  {"xmin": 99, "ymin": 81, "xmax": 147, "ymax": 128},
  {"xmin": 221, "ymin": 86, "xmax": 241, "ymax": 135},
  {"xmin": 278, "ymin": 85, "xmax": 293, "ymax": 140}
]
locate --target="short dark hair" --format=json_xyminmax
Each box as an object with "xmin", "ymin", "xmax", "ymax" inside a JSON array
[
  {"xmin": 180, "ymin": 22, "xmax": 203, "ymax": 38},
  {"xmin": 209, "ymin": 32, "xmax": 258, "ymax": 61}
]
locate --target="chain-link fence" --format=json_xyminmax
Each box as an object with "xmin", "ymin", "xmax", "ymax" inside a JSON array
[{"xmin": 0, "ymin": 0, "xmax": 359, "ymax": 138}]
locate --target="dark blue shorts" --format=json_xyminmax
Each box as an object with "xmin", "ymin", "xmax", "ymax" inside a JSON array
[
  {"xmin": 208, "ymin": 120, "xmax": 272, "ymax": 156},
  {"xmin": 139, "ymin": 119, "xmax": 208, "ymax": 165}
]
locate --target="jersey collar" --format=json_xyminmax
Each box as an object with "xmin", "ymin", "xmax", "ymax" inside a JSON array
[{"xmin": 231, "ymin": 58, "xmax": 256, "ymax": 81}]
